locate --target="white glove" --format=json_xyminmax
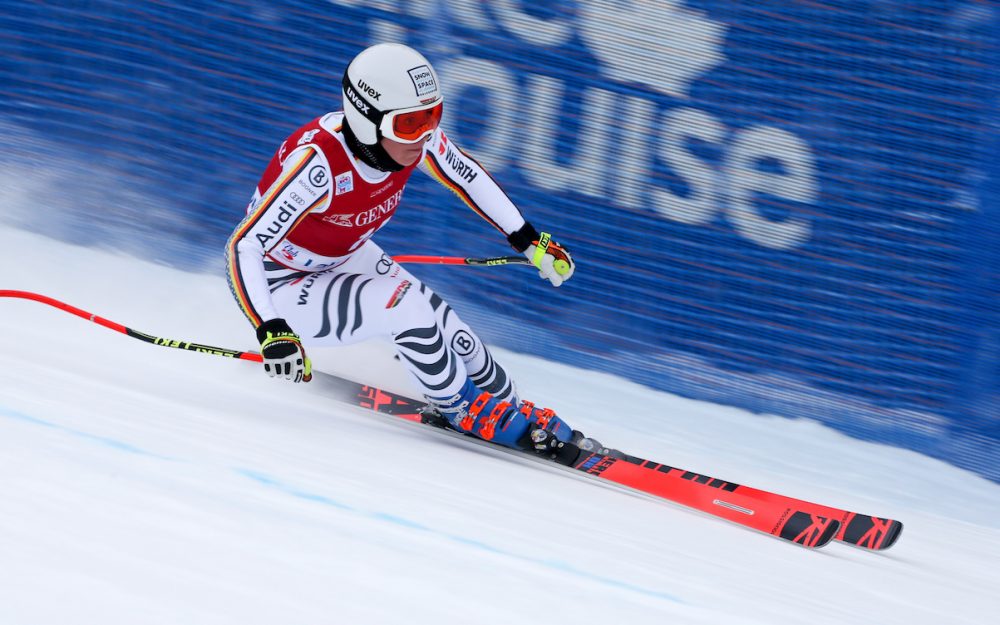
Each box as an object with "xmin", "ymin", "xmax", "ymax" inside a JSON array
[{"xmin": 523, "ymin": 232, "xmax": 575, "ymax": 287}]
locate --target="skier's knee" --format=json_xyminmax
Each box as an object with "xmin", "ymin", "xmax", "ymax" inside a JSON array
[{"xmin": 385, "ymin": 280, "xmax": 437, "ymax": 333}]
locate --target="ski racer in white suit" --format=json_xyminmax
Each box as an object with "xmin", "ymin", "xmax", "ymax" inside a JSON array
[{"xmin": 226, "ymin": 43, "xmax": 597, "ymax": 463}]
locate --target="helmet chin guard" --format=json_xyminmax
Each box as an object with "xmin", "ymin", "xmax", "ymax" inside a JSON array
[{"xmin": 342, "ymin": 43, "xmax": 444, "ymax": 146}]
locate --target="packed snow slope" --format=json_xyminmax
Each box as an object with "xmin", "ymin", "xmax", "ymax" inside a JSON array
[{"xmin": 1, "ymin": 225, "xmax": 998, "ymax": 625}]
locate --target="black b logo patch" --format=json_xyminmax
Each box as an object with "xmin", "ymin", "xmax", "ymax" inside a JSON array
[{"xmin": 451, "ymin": 330, "xmax": 477, "ymax": 356}]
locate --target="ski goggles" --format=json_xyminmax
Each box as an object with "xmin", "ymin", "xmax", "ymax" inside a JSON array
[
  {"xmin": 342, "ymin": 72, "xmax": 443, "ymax": 144},
  {"xmin": 379, "ymin": 100, "xmax": 444, "ymax": 144}
]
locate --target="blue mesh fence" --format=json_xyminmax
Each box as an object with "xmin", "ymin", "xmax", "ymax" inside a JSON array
[{"xmin": 1, "ymin": 1, "xmax": 997, "ymax": 479}]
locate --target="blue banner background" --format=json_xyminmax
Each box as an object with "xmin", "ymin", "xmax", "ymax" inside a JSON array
[{"xmin": 1, "ymin": 1, "xmax": 996, "ymax": 479}]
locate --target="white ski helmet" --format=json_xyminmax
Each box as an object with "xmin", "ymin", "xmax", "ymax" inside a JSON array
[{"xmin": 342, "ymin": 43, "xmax": 444, "ymax": 145}]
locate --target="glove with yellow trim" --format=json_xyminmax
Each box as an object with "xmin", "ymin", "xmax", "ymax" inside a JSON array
[
  {"xmin": 524, "ymin": 231, "xmax": 575, "ymax": 287},
  {"xmin": 256, "ymin": 318, "xmax": 312, "ymax": 383}
]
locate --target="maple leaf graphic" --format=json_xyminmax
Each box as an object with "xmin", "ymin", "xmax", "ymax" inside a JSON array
[{"xmin": 579, "ymin": 0, "xmax": 727, "ymax": 98}]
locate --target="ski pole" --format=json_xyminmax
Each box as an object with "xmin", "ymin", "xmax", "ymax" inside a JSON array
[
  {"xmin": 0, "ymin": 290, "xmax": 264, "ymax": 363},
  {"xmin": 391, "ymin": 255, "xmax": 532, "ymax": 266},
  {"xmin": 0, "ymin": 257, "xmax": 532, "ymax": 358},
  {"xmin": 0, "ymin": 253, "xmax": 528, "ymax": 360}
]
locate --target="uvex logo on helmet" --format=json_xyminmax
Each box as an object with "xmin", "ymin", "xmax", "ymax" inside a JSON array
[
  {"xmin": 357, "ymin": 79, "xmax": 381, "ymax": 101},
  {"xmin": 344, "ymin": 84, "xmax": 371, "ymax": 115}
]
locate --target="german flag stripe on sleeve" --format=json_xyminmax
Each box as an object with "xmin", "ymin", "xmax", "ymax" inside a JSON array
[
  {"xmin": 225, "ymin": 150, "xmax": 319, "ymax": 327},
  {"xmin": 422, "ymin": 150, "xmax": 505, "ymax": 234},
  {"xmin": 225, "ymin": 231, "xmax": 263, "ymax": 327}
]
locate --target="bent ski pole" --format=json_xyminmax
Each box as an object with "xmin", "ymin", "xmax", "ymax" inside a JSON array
[
  {"xmin": 391, "ymin": 254, "xmax": 531, "ymax": 267},
  {"xmin": 0, "ymin": 290, "xmax": 264, "ymax": 363}
]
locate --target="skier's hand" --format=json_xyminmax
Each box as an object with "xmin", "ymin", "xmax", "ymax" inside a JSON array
[
  {"xmin": 256, "ymin": 318, "xmax": 312, "ymax": 383},
  {"xmin": 524, "ymin": 232, "xmax": 575, "ymax": 287}
]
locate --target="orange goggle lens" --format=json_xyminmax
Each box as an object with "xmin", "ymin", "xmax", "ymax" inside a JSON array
[{"xmin": 389, "ymin": 102, "xmax": 443, "ymax": 142}]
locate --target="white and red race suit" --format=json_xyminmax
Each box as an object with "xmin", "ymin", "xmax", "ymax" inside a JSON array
[{"xmin": 225, "ymin": 112, "xmax": 529, "ymax": 402}]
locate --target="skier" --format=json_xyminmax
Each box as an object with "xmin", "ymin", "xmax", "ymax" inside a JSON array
[{"xmin": 226, "ymin": 43, "xmax": 598, "ymax": 464}]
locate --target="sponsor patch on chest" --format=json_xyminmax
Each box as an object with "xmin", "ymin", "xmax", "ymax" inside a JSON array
[
  {"xmin": 335, "ymin": 171, "xmax": 354, "ymax": 195},
  {"xmin": 297, "ymin": 129, "xmax": 320, "ymax": 146}
]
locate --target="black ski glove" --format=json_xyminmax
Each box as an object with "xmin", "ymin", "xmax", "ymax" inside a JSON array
[{"xmin": 256, "ymin": 318, "xmax": 312, "ymax": 383}]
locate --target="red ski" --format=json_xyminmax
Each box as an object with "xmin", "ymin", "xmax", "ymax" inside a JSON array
[
  {"xmin": 334, "ymin": 378, "xmax": 903, "ymax": 550},
  {"xmin": 571, "ymin": 452, "xmax": 840, "ymax": 547},
  {"xmin": 571, "ymin": 453, "xmax": 901, "ymax": 550}
]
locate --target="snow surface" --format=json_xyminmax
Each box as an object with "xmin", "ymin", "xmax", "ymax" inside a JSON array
[{"xmin": 1, "ymin": 224, "xmax": 998, "ymax": 625}]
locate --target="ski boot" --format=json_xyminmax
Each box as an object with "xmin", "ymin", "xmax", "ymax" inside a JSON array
[
  {"xmin": 427, "ymin": 379, "xmax": 575, "ymax": 457},
  {"xmin": 426, "ymin": 382, "xmax": 624, "ymax": 465},
  {"xmin": 514, "ymin": 399, "xmax": 625, "ymax": 463}
]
